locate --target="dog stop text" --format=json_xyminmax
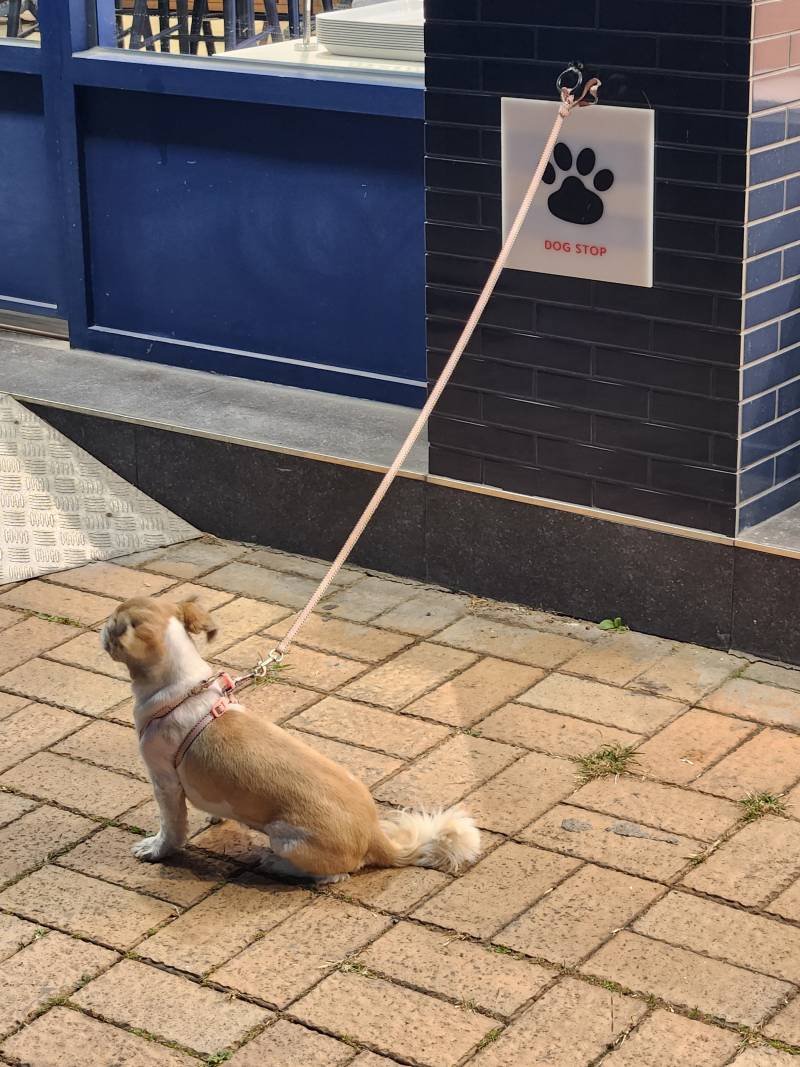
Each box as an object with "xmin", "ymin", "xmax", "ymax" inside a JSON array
[{"xmin": 544, "ymin": 240, "xmax": 607, "ymax": 256}]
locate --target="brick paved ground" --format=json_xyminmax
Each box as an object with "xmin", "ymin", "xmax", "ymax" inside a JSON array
[{"xmin": 0, "ymin": 537, "xmax": 799, "ymax": 1065}]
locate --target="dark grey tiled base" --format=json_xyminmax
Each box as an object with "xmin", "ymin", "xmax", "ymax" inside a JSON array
[
  {"xmin": 30, "ymin": 403, "xmax": 799, "ymax": 663},
  {"xmin": 732, "ymin": 549, "xmax": 800, "ymax": 665},
  {"xmin": 425, "ymin": 485, "xmax": 735, "ymax": 650}
]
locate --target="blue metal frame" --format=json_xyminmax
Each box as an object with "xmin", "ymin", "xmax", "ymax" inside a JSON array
[{"xmin": 0, "ymin": 4, "xmax": 426, "ymax": 406}]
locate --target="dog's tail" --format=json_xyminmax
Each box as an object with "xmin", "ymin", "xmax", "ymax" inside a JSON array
[{"xmin": 371, "ymin": 807, "xmax": 480, "ymax": 874}]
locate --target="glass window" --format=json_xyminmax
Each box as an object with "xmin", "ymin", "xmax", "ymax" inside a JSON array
[
  {"xmin": 0, "ymin": 0, "xmax": 40, "ymax": 44},
  {"xmin": 97, "ymin": 0, "xmax": 423, "ymax": 79}
]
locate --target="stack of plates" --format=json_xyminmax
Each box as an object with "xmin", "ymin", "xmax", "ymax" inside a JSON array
[{"xmin": 317, "ymin": 0, "xmax": 423, "ymax": 62}]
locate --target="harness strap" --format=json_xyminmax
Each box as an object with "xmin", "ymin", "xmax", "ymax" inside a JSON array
[{"xmin": 174, "ymin": 691, "xmax": 232, "ymax": 768}]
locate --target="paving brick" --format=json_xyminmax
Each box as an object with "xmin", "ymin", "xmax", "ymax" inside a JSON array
[
  {"xmin": 289, "ymin": 731, "xmax": 403, "ymax": 786},
  {"xmin": 520, "ymin": 804, "xmax": 703, "ymax": 881},
  {"xmin": 229, "ymin": 1019, "xmax": 353, "ymax": 1067},
  {"xmin": 46, "ymin": 562, "xmax": 175, "ymax": 599},
  {"xmin": 0, "ymin": 581, "xmax": 119, "ymax": 625},
  {"xmin": 44, "ymin": 630, "xmax": 128, "ymax": 679},
  {"xmin": 729, "ymin": 1050, "xmax": 799, "ymax": 1066},
  {"xmin": 292, "ymin": 971, "xmax": 494, "ymax": 1067},
  {"xmin": 413, "ymin": 841, "xmax": 579, "ymax": 937},
  {"xmin": 601, "ymin": 1009, "xmax": 741, "ymax": 1066},
  {"xmin": 213, "ymin": 897, "xmax": 391, "ymax": 1008},
  {"xmin": 154, "ymin": 581, "xmax": 234, "ymax": 610},
  {"xmin": 0, "ymin": 914, "xmax": 40, "ymax": 962},
  {"xmin": 139, "ymin": 876, "xmax": 312, "ymax": 975},
  {"xmin": 570, "ymin": 776, "xmax": 741, "ymax": 841},
  {"xmin": 200, "ymin": 597, "xmax": 291, "ymax": 657},
  {"xmin": 145, "ymin": 539, "xmax": 244, "ymax": 578},
  {"xmin": 0, "ymin": 1005, "xmax": 197, "ymax": 1067},
  {"xmin": 340, "ymin": 642, "xmax": 476, "ymax": 710},
  {"xmin": 479, "ymin": 702, "xmax": 641, "ymax": 754},
  {"xmin": 565, "ymin": 632, "xmax": 674, "ymax": 685},
  {"xmin": 693, "ymin": 728, "xmax": 800, "ymax": 799},
  {"xmin": 0, "ymin": 691, "xmax": 28, "ymax": 721},
  {"xmin": 237, "ymin": 681, "xmax": 321, "ymax": 723},
  {"xmin": 266, "ymin": 612, "xmax": 414, "ymax": 662},
  {"xmin": 631, "ymin": 645, "xmax": 741, "ymax": 703},
  {"xmin": 372, "ymin": 588, "xmax": 470, "ymax": 636},
  {"xmin": 190, "ymin": 819, "xmax": 270, "ymax": 864},
  {"xmin": 744, "ymin": 661, "xmax": 800, "ymax": 691},
  {"xmin": 585, "ymin": 931, "xmax": 792, "ymax": 1026},
  {"xmin": 787, "ymin": 781, "xmax": 800, "ymax": 820},
  {"xmin": 0, "ymin": 865, "xmax": 174, "ymax": 949},
  {"xmin": 518, "ymin": 674, "xmax": 682, "ymax": 735},
  {"xmin": 464, "ymin": 751, "xmax": 576, "ymax": 834},
  {"xmin": 226, "ymin": 637, "xmax": 366, "ymax": 691},
  {"xmin": 0, "ymin": 752, "xmax": 150, "ymax": 817},
  {"xmin": 244, "ymin": 548, "xmax": 360, "ymax": 586},
  {"xmin": 0, "ymin": 792, "xmax": 36, "ymax": 826},
  {"xmin": 433, "ymin": 616, "xmax": 583, "ymax": 668},
  {"xmin": 702, "ymin": 677, "xmax": 800, "ymax": 730},
  {"xmin": 635, "ymin": 709, "xmax": 756, "ymax": 785},
  {"xmin": 0, "ymin": 931, "xmax": 115, "ymax": 1038},
  {"xmin": 0, "ymin": 702, "xmax": 85, "ymax": 773},
  {"xmin": 360, "ymin": 920, "xmax": 551, "ymax": 1016},
  {"xmin": 0, "ymin": 805, "xmax": 94, "ymax": 885},
  {"xmin": 0, "ymin": 617, "xmax": 78, "ymax": 675},
  {"xmin": 471, "ymin": 977, "xmax": 645, "ymax": 1067},
  {"xmin": 0, "ymin": 658, "xmax": 129, "ymax": 715},
  {"xmin": 683, "ymin": 816, "xmax": 800, "ymax": 906},
  {"xmin": 768, "ymin": 876, "xmax": 800, "ymax": 923},
  {"xmin": 122, "ymin": 797, "xmax": 212, "ymax": 839},
  {"xmin": 635, "ymin": 891, "xmax": 800, "ymax": 983},
  {"xmin": 765, "ymin": 993, "xmax": 800, "ymax": 1047},
  {"xmin": 374, "ymin": 734, "xmax": 518, "ymax": 808},
  {"xmin": 496, "ymin": 865, "xmax": 663, "ymax": 967},
  {"xmin": 291, "ymin": 696, "xmax": 450, "ymax": 759},
  {"xmin": 200, "ymin": 561, "xmax": 320, "ymax": 608},
  {"xmin": 350, "ymin": 1055, "xmax": 397, "ymax": 1067},
  {"xmin": 329, "ymin": 864, "xmax": 449, "ymax": 913},
  {"xmin": 404, "ymin": 658, "xmax": 544, "ymax": 728},
  {"xmin": 53, "ymin": 719, "xmax": 143, "ymax": 779},
  {"xmin": 319, "ymin": 576, "xmax": 418, "ymax": 622},
  {"xmin": 0, "ymin": 607, "xmax": 19, "ymax": 631},
  {"xmin": 74, "ymin": 958, "xmax": 269, "ymax": 1056},
  {"xmin": 57, "ymin": 827, "xmax": 233, "ymax": 907}
]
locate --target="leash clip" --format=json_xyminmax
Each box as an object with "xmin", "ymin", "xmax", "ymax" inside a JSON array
[
  {"xmin": 253, "ymin": 649, "xmax": 284, "ymax": 679},
  {"xmin": 557, "ymin": 62, "xmax": 601, "ymax": 109}
]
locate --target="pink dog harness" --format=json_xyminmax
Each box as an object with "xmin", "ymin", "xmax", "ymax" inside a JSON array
[{"xmin": 139, "ymin": 672, "xmax": 237, "ymax": 768}]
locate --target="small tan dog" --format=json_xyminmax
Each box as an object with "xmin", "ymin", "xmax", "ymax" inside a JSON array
[{"xmin": 101, "ymin": 597, "xmax": 480, "ymax": 882}]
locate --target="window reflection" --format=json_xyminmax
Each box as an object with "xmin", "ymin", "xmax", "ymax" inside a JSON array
[
  {"xmin": 100, "ymin": 0, "xmax": 424, "ymax": 75},
  {"xmin": 0, "ymin": 0, "xmax": 40, "ymax": 44}
]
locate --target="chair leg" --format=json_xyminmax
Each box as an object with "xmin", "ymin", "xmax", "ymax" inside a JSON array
[
  {"xmin": 264, "ymin": 0, "xmax": 282, "ymax": 40},
  {"xmin": 202, "ymin": 18, "xmax": 216, "ymax": 53},
  {"xmin": 287, "ymin": 0, "xmax": 300, "ymax": 38},
  {"xmin": 189, "ymin": 0, "xmax": 208, "ymax": 54},
  {"xmin": 7, "ymin": 0, "xmax": 22, "ymax": 38},
  {"xmin": 157, "ymin": 0, "xmax": 170, "ymax": 51}
]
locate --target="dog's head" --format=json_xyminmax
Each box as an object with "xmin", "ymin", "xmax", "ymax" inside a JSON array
[{"xmin": 100, "ymin": 596, "xmax": 218, "ymax": 676}]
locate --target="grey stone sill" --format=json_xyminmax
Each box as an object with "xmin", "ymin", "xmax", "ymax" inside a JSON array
[{"xmin": 0, "ymin": 333, "xmax": 427, "ymax": 476}]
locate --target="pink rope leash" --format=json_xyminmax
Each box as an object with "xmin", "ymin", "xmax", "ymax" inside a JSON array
[{"xmin": 259, "ymin": 69, "xmax": 601, "ymax": 669}]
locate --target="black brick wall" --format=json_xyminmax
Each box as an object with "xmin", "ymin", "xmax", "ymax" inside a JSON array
[{"xmin": 424, "ymin": 0, "xmax": 751, "ymax": 537}]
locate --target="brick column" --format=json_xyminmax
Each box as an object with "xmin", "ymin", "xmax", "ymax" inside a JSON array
[
  {"xmin": 425, "ymin": 0, "xmax": 751, "ymax": 536},
  {"xmin": 739, "ymin": 1, "xmax": 800, "ymax": 530}
]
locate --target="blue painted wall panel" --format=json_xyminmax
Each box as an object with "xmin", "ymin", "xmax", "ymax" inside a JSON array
[
  {"xmin": 79, "ymin": 87, "xmax": 425, "ymax": 397},
  {"xmin": 0, "ymin": 72, "xmax": 59, "ymax": 312}
]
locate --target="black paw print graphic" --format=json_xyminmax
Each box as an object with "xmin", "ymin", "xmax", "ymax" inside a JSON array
[{"xmin": 543, "ymin": 143, "xmax": 615, "ymax": 225}]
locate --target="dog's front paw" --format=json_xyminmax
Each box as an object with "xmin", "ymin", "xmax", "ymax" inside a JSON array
[{"xmin": 132, "ymin": 835, "xmax": 173, "ymax": 862}]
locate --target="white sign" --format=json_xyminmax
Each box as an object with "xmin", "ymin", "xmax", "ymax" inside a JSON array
[{"xmin": 502, "ymin": 98, "xmax": 654, "ymax": 288}]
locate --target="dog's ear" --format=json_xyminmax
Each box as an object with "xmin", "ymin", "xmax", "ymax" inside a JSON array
[{"xmin": 175, "ymin": 599, "xmax": 218, "ymax": 642}]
